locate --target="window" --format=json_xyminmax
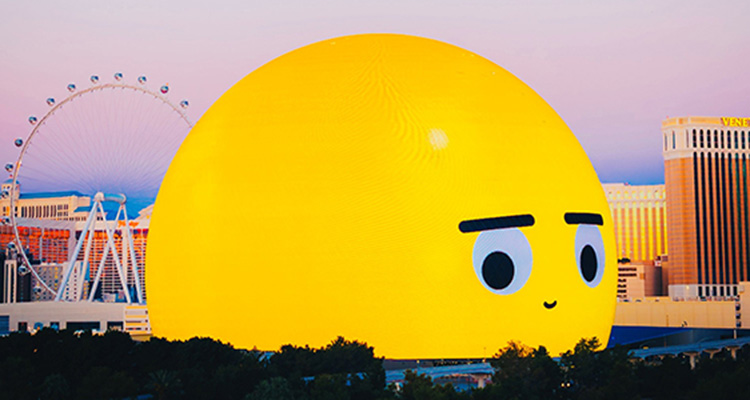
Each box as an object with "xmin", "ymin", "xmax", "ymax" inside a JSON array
[
  {"xmin": 714, "ymin": 130, "xmax": 718, "ymax": 149},
  {"xmin": 700, "ymin": 130, "xmax": 705, "ymax": 148},
  {"xmin": 107, "ymin": 321, "xmax": 124, "ymax": 331},
  {"xmin": 672, "ymin": 132, "xmax": 676, "ymax": 149},
  {"xmin": 18, "ymin": 321, "xmax": 28, "ymax": 332},
  {"xmin": 66, "ymin": 321, "xmax": 100, "ymax": 331},
  {"xmin": 692, "ymin": 129, "xmax": 697, "ymax": 147}
]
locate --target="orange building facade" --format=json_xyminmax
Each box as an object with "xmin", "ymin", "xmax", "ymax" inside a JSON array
[
  {"xmin": 663, "ymin": 116, "xmax": 750, "ymax": 298},
  {"xmin": 74, "ymin": 228, "xmax": 148, "ymax": 302},
  {"xmin": 5, "ymin": 225, "xmax": 71, "ymax": 265},
  {"xmin": 603, "ymin": 183, "xmax": 667, "ymax": 263},
  {"xmin": 0, "ymin": 223, "xmax": 72, "ymax": 302},
  {"xmin": 0, "ymin": 217, "xmax": 149, "ymax": 302}
]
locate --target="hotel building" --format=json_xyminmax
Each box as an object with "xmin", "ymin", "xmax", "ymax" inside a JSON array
[
  {"xmin": 603, "ymin": 183, "xmax": 667, "ymax": 263},
  {"xmin": 603, "ymin": 183, "xmax": 667, "ymax": 299},
  {"xmin": 0, "ymin": 206, "xmax": 151, "ymax": 335},
  {"xmin": 663, "ymin": 116, "xmax": 750, "ymax": 299},
  {"xmin": 0, "ymin": 179, "xmax": 92, "ymax": 221},
  {"xmin": 0, "ymin": 181, "xmax": 151, "ymax": 303},
  {"xmin": 0, "ymin": 219, "xmax": 73, "ymax": 302}
]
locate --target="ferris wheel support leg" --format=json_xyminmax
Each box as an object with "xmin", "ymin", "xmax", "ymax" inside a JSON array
[
  {"xmin": 39, "ymin": 228, "xmax": 44, "ymax": 266},
  {"xmin": 129, "ymin": 229, "xmax": 144, "ymax": 303},
  {"xmin": 79, "ymin": 224, "xmax": 96, "ymax": 301},
  {"xmin": 55, "ymin": 204, "xmax": 99, "ymax": 301},
  {"xmin": 119, "ymin": 205, "xmax": 129, "ymax": 295},
  {"xmin": 88, "ymin": 237, "xmax": 111, "ymax": 302},
  {"xmin": 97, "ymin": 201, "xmax": 131, "ymax": 303},
  {"xmin": 122, "ymin": 204, "xmax": 144, "ymax": 304},
  {"xmin": 89, "ymin": 204, "xmax": 124, "ymax": 302}
]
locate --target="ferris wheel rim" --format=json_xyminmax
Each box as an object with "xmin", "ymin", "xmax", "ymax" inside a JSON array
[{"xmin": 8, "ymin": 79, "xmax": 193, "ymax": 298}]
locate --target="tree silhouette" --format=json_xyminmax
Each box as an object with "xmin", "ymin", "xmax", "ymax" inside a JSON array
[{"xmin": 2, "ymin": 329, "xmax": 750, "ymax": 400}]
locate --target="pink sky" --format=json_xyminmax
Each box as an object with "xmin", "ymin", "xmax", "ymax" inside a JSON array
[{"xmin": 1, "ymin": 0, "xmax": 748, "ymax": 186}]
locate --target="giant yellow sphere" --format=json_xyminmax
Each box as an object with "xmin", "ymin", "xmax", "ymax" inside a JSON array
[{"xmin": 146, "ymin": 34, "xmax": 616, "ymax": 358}]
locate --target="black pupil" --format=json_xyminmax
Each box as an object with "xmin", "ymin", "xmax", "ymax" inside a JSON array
[
  {"xmin": 580, "ymin": 245, "xmax": 598, "ymax": 282},
  {"xmin": 482, "ymin": 251, "xmax": 515, "ymax": 290}
]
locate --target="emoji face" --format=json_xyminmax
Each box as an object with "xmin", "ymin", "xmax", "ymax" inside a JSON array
[
  {"xmin": 146, "ymin": 34, "xmax": 617, "ymax": 358},
  {"xmin": 463, "ymin": 213, "xmax": 607, "ymax": 307}
]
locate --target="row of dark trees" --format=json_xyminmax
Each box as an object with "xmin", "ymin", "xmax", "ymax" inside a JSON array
[
  {"xmin": 0, "ymin": 330, "xmax": 384, "ymax": 400},
  {"xmin": 1, "ymin": 329, "xmax": 750, "ymax": 400}
]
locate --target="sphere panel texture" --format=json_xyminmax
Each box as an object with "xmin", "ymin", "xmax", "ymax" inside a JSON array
[{"xmin": 146, "ymin": 34, "xmax": 617, "ymax": 358}]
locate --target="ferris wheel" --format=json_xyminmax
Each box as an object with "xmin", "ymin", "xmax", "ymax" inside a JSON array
[{"xmin": 5, "ymin": 72, "xmax": 193, "ymax": 303}]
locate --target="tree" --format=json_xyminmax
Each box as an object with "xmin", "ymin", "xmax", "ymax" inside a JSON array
[
  {"xmin": 489, "ymin": 341, "xmax": 562, "ymax": 400},
  {"xmin": 559, "ymin": 338, "xmax": 638, "ymax": 400},
  {"xmin": 310, "ymin": 374, "xmax": 351, "ymax": 400},
  {"xmin": 148, "ymin": 370, "xmax": 182, "ymax": 400},
  {"xmin": 0, "ymin": 356, "xmax": 36, "ymax": 400},
  {"xmin": 246, "ymin": 377, "xmax": 295, "ymax": 400},
  {"xmin": 269, "ymin": 336, "xmax": 386, "ymax": 399},
  {"xmin": 39, "ymin": 374, "xmax": 70, "ymax": 400},
  {"xmin": 399, "ymin": 370, "xmax": 440, "ymax": 400},
  {"xmin": 78, "ymin": 366, "xmax": 137, "ymax": 400},
  {"xmin": 634, "ymin": 355, "xmax": 692, "ymax": 400},
  {"xmin": 39, "ymin": 374, "xmax": 71, "ymax": 400}
]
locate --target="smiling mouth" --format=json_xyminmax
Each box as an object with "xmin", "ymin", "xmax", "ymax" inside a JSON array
[{"xmin": 543, "ymin": 301, "xmax": 557, "ymax": 309}]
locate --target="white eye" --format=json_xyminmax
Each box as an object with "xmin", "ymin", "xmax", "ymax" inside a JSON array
[
  {"xmin": 575, "ymin": 224, "xmax": 605, "ymax": 288},
  {"xmin": 471, "ymin": 228, "xmax": 532, "ymax": 295}
]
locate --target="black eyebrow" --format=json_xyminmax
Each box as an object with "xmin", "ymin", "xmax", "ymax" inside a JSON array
[
  {"xmin": 459, "ymin": 214, "xmax": 535, "ymax": 233},
  {"xmin": 564, "ymin": 212, "xmax": 603, "ymax": 226}
]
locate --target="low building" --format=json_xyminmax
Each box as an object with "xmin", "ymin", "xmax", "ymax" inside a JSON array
[
  {"xmin": 0, "ymin": 302, "xmax": 150, "ymax": 337},
  {"xmin": 614, "ymin": 282, "xmax": 750, "ymax": 329},
  {"xmin": 617, "ymin": 261, "xmax": 662, "ymax": 300}
]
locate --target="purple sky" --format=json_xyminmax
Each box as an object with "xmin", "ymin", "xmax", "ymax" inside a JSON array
[{"xmin": 1, "ymin": 0, "xmax": 748, "ymax": 186}]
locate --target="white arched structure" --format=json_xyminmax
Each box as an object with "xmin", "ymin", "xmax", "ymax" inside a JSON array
[{"xmin": 6, "ymin": 73, "xmax": 192, "ymax": 303}]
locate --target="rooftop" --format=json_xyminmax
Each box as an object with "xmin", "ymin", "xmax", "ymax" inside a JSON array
[
  {"xmin": 662, "ymin": 116, "xmax": 750, "ymax": 128},
  {"xmin": 19, "ymin": 191, "xmax": 87, "ymax": 200}
]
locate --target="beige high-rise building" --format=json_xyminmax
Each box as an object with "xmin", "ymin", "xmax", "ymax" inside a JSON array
[{"xmin": 663, "ymin": 116, "xmax": 750, "ymax": 299}]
